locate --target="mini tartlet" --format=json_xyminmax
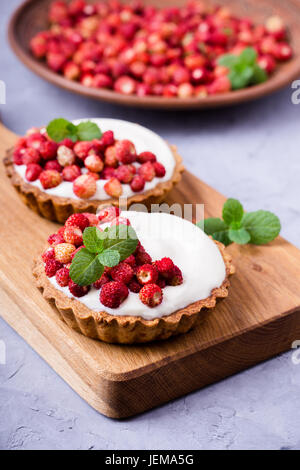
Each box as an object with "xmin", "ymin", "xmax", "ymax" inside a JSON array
[
  {"xmin": 33, "ymin": 210, "xmax": 235, "ymax": 344},
  {"xmin": 4, "ymin": 118, "xmax": 184, "ymax": 223}
]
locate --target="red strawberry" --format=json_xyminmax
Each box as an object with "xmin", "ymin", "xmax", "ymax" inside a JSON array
[
  {"xmin": 55, "ymin": 267, "xmax": 70, "ymax": 287},
  {"xmin": 62, "ymin": 165, "xmax": 81, "ymax": 182},
  {"xmin": 100, "ymin": 130, "xmax": 115, "ymax": 147},
  {"xmin": 168, "ymin": 265, "xmax": 183, "ymax": 286},
  {"xmin": 65, "ymin": 213, "xmax": 90, "ymax": 231},
  {"xmin": 97, "ymin": 206, "xmax": 120, "ymax": 223},
  {"xmin": 69, "ymin": 280, "xmax": 90, "ymax": 298},
  {"xmin": 124, "ymin": 254, "xmax": 136, "ymax": 267},
  {"xmin": 136, "ymin": 264, "xmax": 158, "ymax": 285},
  {"xmin": 155, "ymin": 257, "xmax": 175, "ymax": 279},
  {"xmin": 42, "ymin": 248, "xmax": 55, "ymax": 263},
  {"xmin": 128, "ymin": 280, "xmax": 142, "ymax": 293},
  {"xmin": 63, "ymin": 226, "xmax": 83, "ymax": 246},
  {"xmin": 39, "ymin": 141, "xmax": 58, "ymax": 160},
  {"xmin": 45, "ymin": 160, "xmax": 63, "ymax": 172},
  {"xmin": 153, "ymin": 162, "xmax": 166, "ymax": 178},
  {"xmin": 82, "ymin": 212, "xmax": 99, "ymax": 226},
  {"xmin": 104, "ymin": 146, "xmax": 118, "ymax": 167},
  {"xmin": 22, "ymin": 148, "xmax": 40, "ymax": 165},
  {"xmin": 39, "ymin": 170, "xmax": 62, "ymax": 189},
  {"xmin": 84, "ymin": 155, "xmax": 104, "ymax": 173},
  {"xmin": 45, "ymin": 259, "xmax": 63, "ymax": 278},
  {"xmin": 130, "ymin": 175, "xmax": 145, "ymax": 192},
  {"xmin": 137, "ymin": 151, "xmax": 157, "ymax": 164},
  {"xmin": 48, "ymin": 233, "xmax": 65, "ymax": 246},
  {"xmin": 115, "ymin": 165, "xmax": 134, "ymax": 183},
  {"xmin": 73, "ymin": 141, "xmax": 92, "ymax": 159},
  {"xmin": 139, "ymin": 283, "xmax": 163, "ymax": 307},
  {"xmin": 110, "ymin": 262, "xmax": 134, "ymax": 285},
  {"xmin": 138, "ymin": 162, "xmax": 155, "ymax": 182},
  {"xmin": 100, "ymin": 281, "xmax": 129, "ymax": 308},
  {"xmin": 25, "ymin": 163, "xmax": 42, "ymax": 182},
  {"xmin": 115, "ymin": 140, "xmax": 136, "ymax": 164},
  {"xmin": 93, "ymin": 273, "xmax": 111, "ymax": 289}
]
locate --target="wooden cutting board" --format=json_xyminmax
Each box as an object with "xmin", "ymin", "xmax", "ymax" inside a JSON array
[{"xmin": 1, "ymin": 122, "xmax": 300, "ymax": 419}]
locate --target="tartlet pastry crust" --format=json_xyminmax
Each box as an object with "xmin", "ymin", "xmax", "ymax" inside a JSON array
[
  {"xmin": 33, "ymin": 240, "xmax": 235, "ymax": 344},
  {"xmin": 4, "ymin": 145, "xmax": 184, "ymax": 223}
]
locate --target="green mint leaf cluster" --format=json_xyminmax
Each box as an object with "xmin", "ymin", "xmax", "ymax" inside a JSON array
[
  {"xmin": 218, "ymin": 47, "xmax": 267, "ymax": 90},
  {"xmin": 198, "ymin": 198, "xmax": 281, "ymax": 247},
  {"xmin": 69, "ymin": 225, "xmax": 138, "ymax": 286},
  {"xmin": 47, "ymin": 118, "xmax": 102, "ymax": 143}
]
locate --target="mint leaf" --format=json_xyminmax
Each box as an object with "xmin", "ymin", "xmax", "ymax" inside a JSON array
[
  {"xmin": 76, "ymin": 121, "xmax": 102, "ymax": 141},
  {"xmin": 102, "ymin": 225, "xmax": 138, "ymax": 260},
  {"xmin": 222, "ymin": 199, "xmax": 244, "ymax": 226},
  {"xmin": 83, "ymin": 227, "xmax": 104, "ymax": 253},
  {"xmin": 213, "ymin": 230, "xmax": 232, "ymax": 246},
  {"xmin": 200, "ymin": 218, "xmax": 228, "ymax": 235},
  {"xmin": 98, "ymin": 250, "xmax": 120, "ymax": 268},
  {"xmin": 229, "ymin": 65, "xmax": 254, "ymax": 90},
  {"xmin": 240, "ymin": 47, "xmax": 257, "ymax": 65},
  {"xmin": 241, "ymin": 211, "xmax": 281, "ymax": 245},
  {"xmin": 228, "ymin": 228, "xmax": 251, "ymax": 244},
  {"xmin": 218, "ymin": 54, "xmax": 239, "ymax": 68},
  {"xmin": 251, "ymin": 64, "xmax": 267, "ymax": 85},
  {"xmin": 69, "ymin": 248, "xmax": 104, "ymax": 286},
  {"xmin": 47, "ymin": 118, "xmax": 77, "ymax": 142}
]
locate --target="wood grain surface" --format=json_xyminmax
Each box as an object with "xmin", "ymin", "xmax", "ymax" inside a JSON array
[
  {"xmin": 8, "ymin": 0, "xmax": 300, "ymax": 109},
  {"xmin": 1, "ymin": 122, "xmax": 300, "ymax": 418}
]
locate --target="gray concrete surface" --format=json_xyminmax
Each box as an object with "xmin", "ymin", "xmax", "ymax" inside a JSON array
[{"xmin": 0, "ymin": 0, "xmax": 299, "ymax": 450}]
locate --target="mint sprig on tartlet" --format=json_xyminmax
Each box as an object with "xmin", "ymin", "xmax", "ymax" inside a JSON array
[
  {"xmin": 198, "ymin": 198, "xmax": 281, "ymax": 246},
  {"xmin": 47, "ymin": 118, "xmax": 102, "ymax": 143},
  {"xmin": 69, "ymin": 224, "xmax": 138, "ymax": 286}
]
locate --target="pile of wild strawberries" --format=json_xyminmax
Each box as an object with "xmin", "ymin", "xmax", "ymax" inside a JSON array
[
  {"xmin": 43, "ymin": 208, "xmax": 183, "ymax": 309},
  {"xmin": 13, "ymin": 127, "xmax": 166, "ymax": 198},
  {"xmin": 30, "ymin": 0, "xmax": 292, "ymax": 98}
]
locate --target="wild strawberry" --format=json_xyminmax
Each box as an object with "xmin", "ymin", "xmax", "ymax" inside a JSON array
[
  {"xmin": 63, "ymin": 62, "xmax": 80, "ymax": 80},
  {"xmin": 130, "ymin": 175, "xmax": 146, "ymax": 193},
  {"xmin": 45, "ymin": 259, "xmax": 63, "ymax": 278},
  {"xmin": 110, "ymin": 217, "xmax": 131, "ymax": 226},
  {"xmin": 177, "ymin": 83, "xmax": 194, "ymax": 98},
  {"xmin": 39, "ymin": 170, "xmax": 62, "ymax": 189},
  {"xmin": 115, "ymin": 140, "xmax": 136, "ymax": 164},
  {"xmin": 128, "ymin": 280, "xmax": 141, "ymax": 293},
  {"xmin": 39, "ymin": 140, "xmax": 58, "ymax": 160},
  {"xmin": 104, "ymin": 177, "xmax": 123, "ymax": 197},
  {"xmin": 136, "ymin": 83, "xmax": 151, "ymax": 96},
  {"xmin": 73, "ymin": 174, "xmax": 97, "ymax": 199},
  {"xmin": 62, "ymin": 165, "xmax": 81, "ymax": 182},
  {"xmin": 30, "ymin": 34, "xmax": 47, "ymax": 59},
  {"xmin": 265, "ymin": 16, "xmax": 285, "ymax": 40},
  {"xmin": 101, "ymin": 167, "xmax": 116, "ymax": 179},
  {"xmin": 54, "ymin": 243, "xmax": 76, "ymax": 264},
  {"xmin": 153, "ymin": 162, "xmax": 166, "ymax": 178},
  {"xmin": 25, "ymin": 163, "xmax": 43, "ymax": 182},
  {"xmin": 138, "ymin": 162, "xmax": 155, "ymax": 182},
  {"xmin": 124, "ymin": 254, "xmax": 135, "ymax": 267},
  {"xmin": 69, "ymin": 280, "xmax": 90, "ymax": 298},
  {"xmin": 65, "ymin": 213, "xmax": 90, "ymax": 231},
  {"xmin": 73, "ymin": 141, "xmax": 92, "ymax": 159},
  {"xmin": 114, "ymin": 76, "xmax": 137, "ymax": 95},
  {"xmin": 93, "ymin": 273, "xmax": 111, "ymax": 289},
  {"xmin": 97, "ymin": 206, "xmax": 120, "ymax": 223},
  {"xmin": 163, "ymin": 84, "xmax": 178, "ymax": 97},
  {"xmin": 195, "ymin": 85, "xmax": 208, "ymax": 98},
  {"xmin": 135, "ymin": 248, "xmax": 152, "ymax": 265},
  {"xmin": 173, "ymin": 66, "xmax": 190, "ymax": 85},
  {"xmin": 55, "ymin": 267, "xmax": 70, "ymax": 287},
  {"xmin": 93, "ymin": 74, "xmax": 113, "ymax": 88},
  {"xmin": 139, "ymin": 283, "xmax": 163, "ymax": 308},
  {"xmin": 100, "ymin": 281, "xmax": 129, "ymax": 308},
  {"xmin": 42, "ymin": 248, "xmax": 55, "ymax": 263},
  {"xmin": 48, "ymin": 232, "xmax": 65, "ymax": 246},
  {"xmin": 208, "ymin": 76, "xmax": 231, "ymax": 94},
  {"xmin": 115, "ymin": 165, "xmax": 134, "ymax": 183},
  {"xmin": 155, "ymin": 257, "xmax": 175, "ymax": 279},
  {"xmin": 45, "ymin": 160, "xmax": 63, "ymax": 172},
  {"xmin": 136, "ymin": 264, "xmax": 158, "ymax": 285},
  {"xmin": 57, "ymin": 145, "xmax": 75, "ymax": 167},
  {"xmin": 61, "ymin": 138, "xmax": 75, "ymax": 149},
  {"xmin": 22, "ymin": 148, "xmax": 40, "ymax": 165},
  {"xmin": 26, "ymin": 133, "xmax": 46, "ymax": 151},
  {"xmin": 101, "ymin": 130, "xmax": 115, "ymax": 147},
  {"xmin": 273, "ymin": 43, "xmax": 292, "ymax": 61},
  {"xmin": 13, "ymin": 147, "xmax": 25, "ymax": 165},
  {"xmin": 137, "ymin": 152, "xmax": 156, "ymax": 164},
  {"xmin": 167, "ymin": 265, "xmax": 183, "ymax": 286},
  {"xmin": 63, "ymin": 226, "xmax": 83, "ymax": 245},
  {"xmin": 82, "ymin": 212, "xmax": 99, "ymax": 226},
  {"xmin": 47, "ymin": 52, "xmax": 67, "ymax": 72},
  {"xmin": 257, "ymin": 55, "xmax": 276, "ymax": 74},
  {"xmin": 157, "ymin": 278, "xmax": 166, "ymax": 289},
  {"xmin": 84, "ymin": 155, "xmax": 104, "ymax": 173},
  {"xmin": 110, "ymin": 262, "xmax": 134, "ymax": 285},
  {"xmin": 104, "ymin": 145, "xmax": 118, "ymax": 167}
]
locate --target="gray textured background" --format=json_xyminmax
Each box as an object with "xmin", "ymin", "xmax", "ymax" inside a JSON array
[{"xmin": 0, "ymin": 0, "xmax": 300, "ymax": 451}]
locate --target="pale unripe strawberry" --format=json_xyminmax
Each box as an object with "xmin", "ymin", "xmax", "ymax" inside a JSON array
[
  {"xmin": 57, "ymin": 145, "xmax": 75, "ymax": 167},
  {"xmin": 84, "ymin": 154, "xmax": 104, "ymax": 173},
  {"xmin": 104, "ymin": 177, "xmax": 123, "ymax": 197},
  {"xmin": 73, "ymin": 174, "xmax": 97, "ymax": 199},
  {"xmin": 54, "ymin": 243, "xmax": 76, "ymax": 264}
]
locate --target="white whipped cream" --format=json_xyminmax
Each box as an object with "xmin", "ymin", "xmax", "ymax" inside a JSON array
[
  {"xmin": 14, "ymin": 118, "xmax": 176, "ymax": 200},
  {"xmin": 48, "ymin": 211, "xmax": 226, "ymax": 320}
]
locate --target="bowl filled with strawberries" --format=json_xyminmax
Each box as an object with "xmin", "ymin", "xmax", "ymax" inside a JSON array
[
  {"xmin": 4, "ymin": 117, "xmax": 184, "ymax": 222},
  {"xmin": 8, "ymin": 0, "xmax": 300, "ymax": 109}
]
